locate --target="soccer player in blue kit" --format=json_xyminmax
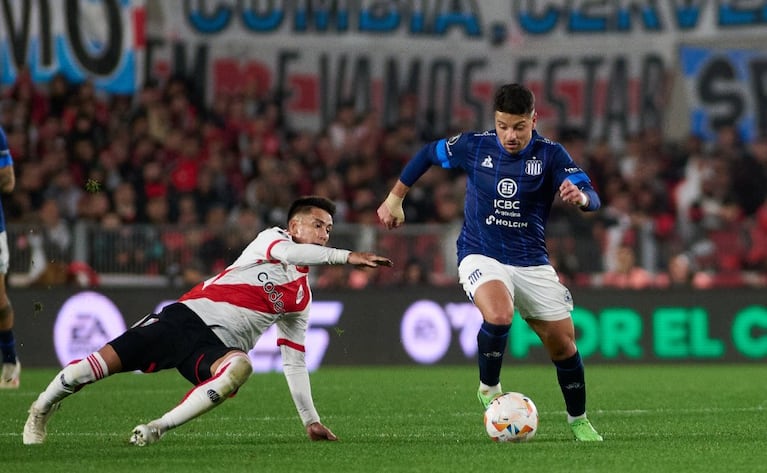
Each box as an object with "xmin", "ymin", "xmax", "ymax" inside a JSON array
[
  {"xmin": 0, "ymin": 126, "xmax": 19, "ymax": 389},
  {"xmin": 377, "ymin": 83, "xmax": 603, "ymax": 441}
]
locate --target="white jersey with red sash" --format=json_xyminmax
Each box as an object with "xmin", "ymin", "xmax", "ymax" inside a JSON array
[{"xmin": 179, "ymin": 227, "xmax": 315, "ymax": 352}]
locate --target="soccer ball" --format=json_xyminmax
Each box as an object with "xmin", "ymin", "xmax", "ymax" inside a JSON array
[{"xmin": 483, "ymin": 392, "xmax": 538, "ymax": 442}]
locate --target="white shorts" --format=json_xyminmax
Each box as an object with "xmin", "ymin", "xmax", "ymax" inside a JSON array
[
  {"xmin": 458, "ymin": 254, "xmax": 573, "ymax": 321},
  {"xmin": 0, "ymin": 231, "xmax": 8, "ymax": 275}
]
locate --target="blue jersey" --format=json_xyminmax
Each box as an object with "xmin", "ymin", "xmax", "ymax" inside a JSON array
[
  {"xmin": 408, "ymin": 129, "xmax": 597, "ymax": 267},
  {"xmin": 0, "ymin": 127, "xmax": 13, "ymax": 232}
]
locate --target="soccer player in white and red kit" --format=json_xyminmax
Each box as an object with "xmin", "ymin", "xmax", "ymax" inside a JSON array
[{"xmin": 24, "ymin": 196, "xmax": 392, "ymax": 446}]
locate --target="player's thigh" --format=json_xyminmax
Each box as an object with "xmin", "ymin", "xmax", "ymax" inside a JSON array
[
  {"xmin": 473, "ymin": 281, "xmax": 515, "ymax": 324},
  {"xmin": 176, "ymin": 344, "xmax": 238, "ymax": 385},
  {"xmin": 0, "ymin": 231, "xmax": 8, "ymax": 277},
  {"xmin": 459, "ymin": 255, "xmax": 515, "ymax": 323},
  {"xmin": 458, "ymin": 254, "xmax": 515, "ymax": 302},
  {"xmin": 110, "ymin": 303, "xmax": 216, "ymax": 375},
  {"xmin": 513, "ymin": 265, "xmax": 573, "ymax": 321},
  {"xmin": 0, "ymin": 232, "xmax": 9, "ymax": 321}
]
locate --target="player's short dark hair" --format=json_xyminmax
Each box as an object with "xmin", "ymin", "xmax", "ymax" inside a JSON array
[
  {"xmin": 494, "ymin": 83, "xmax": 535, "ymax": 116},
  {"xmin": 287, "ymin": 196, "xmax": 337, "ymax": 224}
]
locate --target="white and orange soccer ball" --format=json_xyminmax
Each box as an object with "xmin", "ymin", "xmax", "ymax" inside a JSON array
[{"xmin": 483, "ymin": 392, "xmax": 538, "ymax": 442}]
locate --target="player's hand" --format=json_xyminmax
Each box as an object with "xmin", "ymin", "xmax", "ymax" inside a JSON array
[
  {"xmin": 558, "ymin": 180, "xmax": 588, "ymax": 207},
  {"xmin": 348, "ymin": 251, "xmax": 393, "ymax": 268},
  {"xmin": 306, "ymin": 422, "xmax": 338, "ymax": 441},
  {"xmin": 377, "ymin": 193, "xmax": 405, "ymax": 229}
]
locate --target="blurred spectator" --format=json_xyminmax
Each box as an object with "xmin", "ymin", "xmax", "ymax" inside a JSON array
[
  {"xmin": 91, "ymin": 212, "xmax": 122, "ymax": 272},
  {"xmin": 77, "ymin": 189, "xmax": 111, "ymax": 223},
  {"xmin": 28, "ymin": 199, "xmax": 72, "ymax": 285},
  {"xmin": 37, "ymin": 198, "xmax": 71, "ymax": 262},
  {"xmin": 47, "ymin": 73, "xmax": 72, "ymax": 118},
  {"xmin": 598, "ymin": 191, "xmax": 633, "ymax": 272},
  {"xmin": 314, "ymin": 265, "xmax": 349, "ymax": 289},
  {"xmin": 598, "ymin": 244, "xmax": 658, "ymax": 290},
  {"xmin": 169, "ymin": 132, "xmax": 202, "ymax": 194},
  {"xmin": 327, "ymin": 100, "xmax": 358, "ymax": 156},
  {"xmin": 197, "ymin": 205, "xmax": 233, "ymax": 274},
  {"xmin": 112, "ymin": 182, "xmax": 139, "ymax": 223},
  {"xmin": 4, "ymin": 68, "xmax": 48, "ymax": 126},
  {"xmin": 655, "ymin": 252, "xmax": 697, "ymax": 288},
  {"xmin": 400, "ymin": 257, "xmax": 430, "ymax": 286},
  {"xmin": 144, "ymin": 196, "xmax": 170, "ymax": 225},
  {"xmin": 729, "ymin": 133, "xmax": 767, "ymax": 216},
  {"xmin": 745, "ymin": 204, "xmax": 767, "ymax": 273},
  {"xmin": 172, "ymin": 193, "xmax": 200, "ymax": 225},
  {"xmin": 43, "ymin": 170, "xmax": 82, "ymax": 221},
  {"xmin": 192, "ymin": 164, "xmax": 236, "ymax": 220}
]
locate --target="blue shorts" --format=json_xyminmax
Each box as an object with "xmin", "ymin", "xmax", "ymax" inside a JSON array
[{"xmin": 108, "ymin": 303, "xmax": 235, "ymax": 385}]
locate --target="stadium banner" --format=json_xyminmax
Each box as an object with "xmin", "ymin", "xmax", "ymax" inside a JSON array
[
  {"xmin": 679, "ymin": 45, "xmax": 767, "ymax": 142},
  {"xmin": 148, "ymin": 1, "xmax": 767, "ymax": 140},
  {"xmin": 0, "ymin": 0, "xmax": 145, "ymax": 94},
  {"xmin": 15, "ymin": 287, "xmax": 767, "ymax": 369}
]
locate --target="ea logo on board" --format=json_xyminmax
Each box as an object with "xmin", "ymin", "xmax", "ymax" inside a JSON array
[
  {"xmin": 54, "ymin": 291, "xmax": 127, "ymax": 367},
  {"xmin": 497, "ymin": 178, "xmax": 518, "ymax": 198}
]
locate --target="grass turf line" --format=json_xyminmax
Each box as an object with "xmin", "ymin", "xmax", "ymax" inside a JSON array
[{"xmin": 3, "ymin": 365, "xmax": 766, "ymax": 472}]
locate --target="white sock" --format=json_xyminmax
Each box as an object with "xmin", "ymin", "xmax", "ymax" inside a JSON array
[
  {"xmin": 155, "ymin": 353, "xmax": 251, "ymax": 433},
  {"xmin": 479, "ymin": 382, "xmax": 502, "ymax": 396},
  {"xmin": 568, "ymin": 413, "xmax": 587, "ymax": 424},
  {"xmin": 36, "ymin": 353, "xmax": 109, "ymax": 410}
]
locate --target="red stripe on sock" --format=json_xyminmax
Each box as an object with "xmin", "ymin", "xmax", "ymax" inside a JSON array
[{"xmin": 87, "ymin": 354, "xmax": 104, "ymax": 379}]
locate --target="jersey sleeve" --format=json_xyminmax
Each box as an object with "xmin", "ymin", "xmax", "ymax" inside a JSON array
[
  {"xmin": 249, "ymin": 227, "xmax": 350, "ymax": 266},
  {"xmin": 277, "ymin": 317, "xmax": 321, "ymax": 426},
  {"xmin": 0, "ymin": 127, "xmax": 13, "ymax": 168},
  {"xmin": 400, "ymin": 133, "xmax": 468, "ymax": 186},
  {"xmin": 268, "ymin": 239, "xmax": 350, "ymax": 265},
  {"xmin": 551, "ymin": 144, "xmax": 601, "ymax": 211}
]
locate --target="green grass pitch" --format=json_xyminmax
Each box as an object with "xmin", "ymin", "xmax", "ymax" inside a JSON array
[{"xmin": 3, "ymin": 365, "xmax": 766, "ymax": 472}]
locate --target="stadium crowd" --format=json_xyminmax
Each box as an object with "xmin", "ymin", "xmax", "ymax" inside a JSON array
[{"xmin": 3, "ymin": 69, "xmax": 767, "ymax": 289}]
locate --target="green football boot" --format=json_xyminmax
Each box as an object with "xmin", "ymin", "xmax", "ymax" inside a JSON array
[{"xmin": 570, "ymin": 418, "xmax": 603, "ymax": 441}]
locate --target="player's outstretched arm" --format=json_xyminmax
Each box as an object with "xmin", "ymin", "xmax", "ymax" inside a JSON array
[{"xmin": 306, "ymin": 421, "xmax": 338, "ymax": 441}]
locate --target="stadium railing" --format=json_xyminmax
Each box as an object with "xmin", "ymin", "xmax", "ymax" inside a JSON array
[{"xmin": 6, "ymin": 222, "xmax": 465, "ymax": 288}]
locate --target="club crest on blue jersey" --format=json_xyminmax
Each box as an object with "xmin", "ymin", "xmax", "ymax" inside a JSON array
[{"xmin": 525, "ymin": 159, "xmax": 542, "ymax": 176}]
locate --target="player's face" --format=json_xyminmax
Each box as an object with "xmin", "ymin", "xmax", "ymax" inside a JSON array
[
  {"xmin": 289, "ymin": 208, "xmax": 333, "ymax": 246},
  {"xmin": 495, "ymin": 111, "xmax": 536, "ymax": 154}
]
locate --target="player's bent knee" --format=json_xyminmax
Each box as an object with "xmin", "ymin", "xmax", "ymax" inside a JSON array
[
  {"xmin": 226, "ymin": 354, "xmax": 252, "ymax": 387},
  {"xmin": 215, "ymin": 353, "xmax": 252, "ymax": 396}
]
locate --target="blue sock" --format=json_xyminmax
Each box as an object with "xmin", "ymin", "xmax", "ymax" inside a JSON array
[
  {"xmin": 0, "ymin": 330, "xmax": 17, "ymax": 364},
  {"xmin": 477, "ymin": 322, "xmax": 510, "ymax": 386},
  {"xmin": 553, "ymin": 351, "xmax": 586, "ymax": 417}
]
